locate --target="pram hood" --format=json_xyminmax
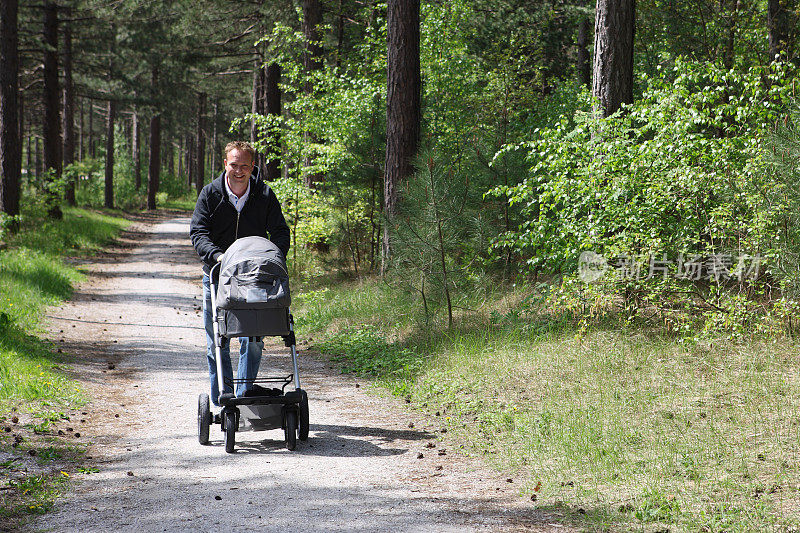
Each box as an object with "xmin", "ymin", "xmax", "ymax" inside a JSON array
[{"xmin": 216, "ymin": 236, "xmax": 291, "ymax": 310}]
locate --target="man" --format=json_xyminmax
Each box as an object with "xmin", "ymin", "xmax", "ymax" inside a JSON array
[{"xmin": 190, "ymin": 141, "xmax": 290, "ymax": 406}]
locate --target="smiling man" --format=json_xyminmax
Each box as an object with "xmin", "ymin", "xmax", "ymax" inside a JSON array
[{"xmin": 190, "ymin": 141, "xmax": 290, "ymax": 406}]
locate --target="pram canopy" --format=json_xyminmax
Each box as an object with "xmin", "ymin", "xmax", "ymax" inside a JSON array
[
  {"xmin": 215, "ymin": 236, "xmax": 291, "ymax": 337},
  {"xmin": 217, "ymin": 236, "xmax": 290, "ymax": 310}
]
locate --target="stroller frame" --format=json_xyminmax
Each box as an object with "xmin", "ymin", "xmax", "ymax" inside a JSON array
[{"xmin": 197, "ymin": 262, "xmax": 309, "ymax": 453}]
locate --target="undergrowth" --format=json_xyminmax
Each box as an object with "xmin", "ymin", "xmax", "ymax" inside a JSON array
[
  {"xmin": 0, "ymin": 203, "xmax": 130, "ymax": 525},
  {"xmin": 294, "ymin": 275, "xmax": 800, "ymax": 532}
]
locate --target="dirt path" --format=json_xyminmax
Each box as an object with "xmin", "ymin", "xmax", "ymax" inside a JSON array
[{"xmin": 31, "ymin": 214, "xmax": 566, "ymax": 533}]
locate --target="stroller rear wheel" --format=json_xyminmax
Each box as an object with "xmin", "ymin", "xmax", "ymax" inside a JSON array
[
  {"xmin": 198, "ymin": 394, "xmax": 211, "ymax": 445},
  {"xmin": 224, "ymin": 409, "xmax": 237, "ymax": 453},
  {"xmin": 298, "ymin": 389, "xmax": 309, "ymax": 441},
  {"xmin": 284, "ymin": 410, "xmax": 297, "ymax": 451}
]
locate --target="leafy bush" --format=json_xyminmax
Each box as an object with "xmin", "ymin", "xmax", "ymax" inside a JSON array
[
  {"xmin": 488, "ymin": 58, "xmax": 798, "ymax": 334},
  {"xmin": 317, "ymin": 324, "xmax": 424, "ymax": 378}
]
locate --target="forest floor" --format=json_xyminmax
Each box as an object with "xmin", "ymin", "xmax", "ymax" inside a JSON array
[{"xmin": 18, "ymin": 212, "xmax": 573, "ymax": 532}]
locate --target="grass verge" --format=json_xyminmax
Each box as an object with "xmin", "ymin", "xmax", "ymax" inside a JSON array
[
  {"xmin": 294, "ymin": 276, "xmax": 800, "ymax": 532},
  {"xmin": 0, "ymin": 205, "xmax": 131, "ymax": 529}
]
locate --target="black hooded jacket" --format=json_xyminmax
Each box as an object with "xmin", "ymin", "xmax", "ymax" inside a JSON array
[{"xmin": 190, "ymin": 172, "xmax": 291, "ymax": 273}]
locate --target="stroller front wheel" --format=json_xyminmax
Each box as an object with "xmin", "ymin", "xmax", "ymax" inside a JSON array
[
  {"xmin": 198, "ymin": 394, "xmax": 211, "ymax": 445},
  {"xmin": 224, "ymin": 409, "xmax": 237, "ymax": 453}
]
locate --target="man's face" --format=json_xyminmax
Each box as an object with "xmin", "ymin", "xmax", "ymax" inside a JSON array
[{"xmin": 224, "ymin": 148, "xmax": 254, "ymax": 191}]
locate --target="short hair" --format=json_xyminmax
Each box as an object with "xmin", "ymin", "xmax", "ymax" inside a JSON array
[{"xmin": 224, "ymin": 141, "xmax": 256, "ymax": 164}]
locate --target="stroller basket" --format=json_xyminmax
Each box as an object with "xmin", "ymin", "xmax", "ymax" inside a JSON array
[{"xmin": 223, "ymin": 374, "xmax": 294, "ymax": 393}]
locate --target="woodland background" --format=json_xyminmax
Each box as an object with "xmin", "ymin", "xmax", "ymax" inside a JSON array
[
  {"xmin": 3, "ymin": 1, "xmax": 800, "ymax": 530},
  {"xmin": 3, "ymin": 0, "xmax": 800, "ymax": 333}
]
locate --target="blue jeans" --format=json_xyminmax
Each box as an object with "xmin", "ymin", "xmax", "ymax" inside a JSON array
[{"xmin": 203, "ymin": 274, "xmax": 263, "ymax": 406}]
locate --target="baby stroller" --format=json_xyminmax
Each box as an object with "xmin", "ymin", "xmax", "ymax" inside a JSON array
[{"xmin": 197, "ymin": 236, "xmax": 309, "ymax": 453}]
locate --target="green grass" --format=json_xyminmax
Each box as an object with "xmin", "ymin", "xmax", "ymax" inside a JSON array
[
  {"xmin": 0, "ymin": 204, "xmax": 130, "ymax": 523},
  {"xmin": 294, "ymin": 277, "xmax": 800, "ymax": 532},
  {"xmin": 160, "ymin": 196, "xmax": 197, "ymax": 211},
  {"xmin": 0, "ymin": 206, "xmax": 129, "ymax": 410},
  {"xmin": 0, "ymin": 471, "xmax": 69, "ymax": 520}
]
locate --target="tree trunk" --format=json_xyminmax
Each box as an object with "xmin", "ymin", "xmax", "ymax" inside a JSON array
[
  {"xmin": 78, "ymin": 97, "xmax": 83, "ymax": 161},
  {"xmin": 302, "ymin": 0, "xmax": 324, "ymax": 188},
  {"xmin": 25, "ymin": 134, "xmax": 31, "ymax": 183},
  {"xmin": 337, "ymin": 0, "xmax": 344, "ymax": 68},
  {"xmin": 63, "ymin": 7, "xmax": 76, "ymax": 206},
  {"xmin": 18, "ymin": 90, "xmax": 23, "ymax": 175},
  {"xmin": 210, "ymin": 101, "xmax": 217, "ymax": 175},
  {"xmin": 178, "ymin": 135, "xmax": 184, "ymax": 181},
  {"xmin": 187, "ymin": 131, "xmax": 195, "ymax": 188},
  {"xmin": 195, "ymin": 92, "xmax": 206, "ymax": 195},
  {"xmin": 35, "ymin": 137, "xmax": 42, "ymax": 180},
  {"xmin": 577, "ymin": 16, "xmax": 592, "ymax": 87},
  {"xmin": 251, "ymin": 56, "xmax": 260, "ymax": 146},
  {"xmin": 104, "ymin": 99, "xmax": 115, "ymax": 209},
  {"xmin": 251, "ymin": 56, "xmax": 266, "ymax": 177},
  {"xmin": 148, "ymin": 113, "xmax": 161, "ymax": 210},
  {"xmin": 302, "ymin": 0, "xmax": 323, "ymax": 72},
  {"xmin": 167, "ymin": 140, "xmax": 174, "ymax": 178},
  {"xmin": 592, "ymin": 0, "xmax": 635, "ymax": 117},
  {"xmin": 768, "ymin": 0, "xmax": 794, "ymax": 61},
  {"xmin": 18, "ymin": 91, "xmax": 24, "ymax": 179},
  {"xmin": 265, "ymin": 62, "xmax": 281, "ymax": 181},
  {"xmin": 383, "ymin": 0, "xmax": 421, "ymax": 270},
  {"xmin": 148, "ymin": 67, "xmax": 161, "ymax": 210},
  {"xmin": 717, "ymin": 0, "xmax": 739, "ymax": 70},
  {"xmin": 0, "ymin": 0, "xmax": 21, "ymax": 226},
  {"xmin": 132, "ymin": 106, "xmax": 141, "ymax": 190},
  {"xmin": 43, "ymin": 1, "xmax": 62, "ymax": 218},
  {"xmin": 88, "ymin": 99, "xmax": 94, "ymax": 157}
]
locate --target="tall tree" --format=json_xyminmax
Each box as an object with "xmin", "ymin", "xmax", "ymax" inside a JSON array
[
  {"xmin": 302, "ymin": 0, "xmax": 323, "ymax": 73},
  {"xmin": 147, "ymin": 66, "xmax": 161, "ymax": 210},
  {"xmin": 103, "ymin": 23, "xmax": 116, "ymax": 209},
  {"xmin": 251, "ymin": 56, "xmax": 265, "ymax": 176},
  {"xmin": 62, "ymin": 6, "xmax": 76, "ymax": 206},
  {"xmin": 78, "ymin": 97, "xmax": 83, "ymax": 160},
  {"xmin": 210, "ymin": 100, "xmax": 217, "ymax": 175},
  {"xmin": 592, "ymin": 0, "xmax": 635, "ymax": 117},
  {"xmin": 104, "ymin": 99, "xmax": 115, "ymax": 208},
  {"xmin": 383, "ymin": 0, "xmax": 421, "ymax": 268},
  {"xmin": 43, "ymin": 1, "xmax": 62, "ymax": 218},
  {"xmin": 302, "ymin": 0, "xmax": 323, "ymax": 187},
  {"xmin": 264, "ymin": 62, "xmax": 281, "ymax": 181},
  {"xmin": 577, "ymin": 14, "xmax": 592, "ymax": 87},
  {"xmin": 768, "ymin": 0, "xmax": 794, "ymax": 61},
  {"xmin": 195, "ymin": 91, "xmax": 206, "ymax": 194},
  {"xmin": 0, "ymin": 0, "xmax": 21, "ymax": 227},
  {"xmin": 717, "ymin": 0, "xmax": 739, "ymax": 69},
  {"xmin": 88, "ymin": 100, "xmax": 94, "ymax": 157},
  {"xmin": 132, "ymin": 106, "xmax": 141, "ymax": 190}
]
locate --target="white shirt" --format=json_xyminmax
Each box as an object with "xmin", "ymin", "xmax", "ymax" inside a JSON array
[{"xmin": 224, "ymin": 176, "xmax": 250, "ymax": 213}]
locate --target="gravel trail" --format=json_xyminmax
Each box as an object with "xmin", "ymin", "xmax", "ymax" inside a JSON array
[{"xmin": 31, "ymin": 213, "xmax": 565, "ymax": 533}]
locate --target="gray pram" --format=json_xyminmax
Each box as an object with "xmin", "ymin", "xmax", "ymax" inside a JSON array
[{"xmin": 197, "ymin": 236, "xmax": 309, "ymax": 453}]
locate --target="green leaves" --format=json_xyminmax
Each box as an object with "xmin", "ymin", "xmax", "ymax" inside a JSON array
[{"xmin": 488, "ymin": 58, "xmax": 800, "ymax": 334}]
